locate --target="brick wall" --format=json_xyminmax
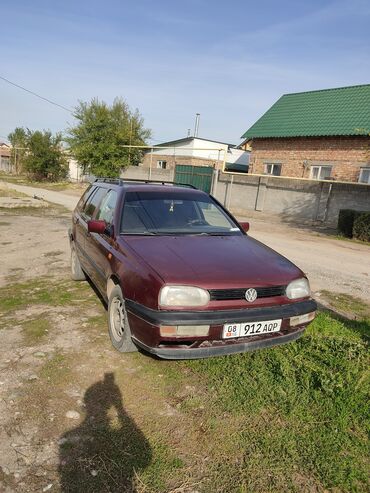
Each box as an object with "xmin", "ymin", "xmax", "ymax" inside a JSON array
[
  {"xmin": 141, "ymin": 153, "xmax": 219, "ymax": 169},
  {"xmin": 249, "ymin": 136, "xmax": 369, "ymax": 182}
]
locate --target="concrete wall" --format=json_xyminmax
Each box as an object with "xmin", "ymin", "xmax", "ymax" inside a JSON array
[
  {"xmin": 121, "ymin": 165, "xmax": 174, "ymax": 182},
  {"xmin": 214, "ymin": 172, "xmax": 370, "ymax": 226}
]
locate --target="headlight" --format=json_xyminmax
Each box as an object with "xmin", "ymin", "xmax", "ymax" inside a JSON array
[
  {"xmin": 286, "ymin": 278, "xmax": 310, "ymax": 299},
  {"xmin": 159, "ymin": 286, "xmax": 210, "ymax": 307}
]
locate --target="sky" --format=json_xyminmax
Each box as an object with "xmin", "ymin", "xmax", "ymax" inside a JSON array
[{"xmin": 0, "ymin": 0, "xmax": 369, "ymax": 145}]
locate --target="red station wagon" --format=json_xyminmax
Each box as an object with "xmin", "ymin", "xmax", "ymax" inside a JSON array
[{"xmin": 69, "ymin": 178, "xmax": 316, "ymax": 359}]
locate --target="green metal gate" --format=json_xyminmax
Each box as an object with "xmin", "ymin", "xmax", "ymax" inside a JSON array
[{"xmin": 174, "ymin": 164, "xmax": 214, "ymax": 193}]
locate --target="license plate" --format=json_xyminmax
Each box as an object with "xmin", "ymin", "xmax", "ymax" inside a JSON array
[{"xmin": 222, "ymin": 319, "xmax": 282, "ymax": 339}]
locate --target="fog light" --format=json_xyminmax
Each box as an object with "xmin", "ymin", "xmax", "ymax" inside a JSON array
[
  {"xmin": 160, "ymin": 325, "xmax": 210, "ymax": 337},
  {"xmin": 290, "ymin": 312, "xmax": 315, "ymax": 327}
]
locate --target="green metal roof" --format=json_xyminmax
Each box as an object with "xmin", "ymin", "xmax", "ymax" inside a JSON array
[{"xmin": 242, "ymin": 84, "xmax": 370, "ymax": 139}]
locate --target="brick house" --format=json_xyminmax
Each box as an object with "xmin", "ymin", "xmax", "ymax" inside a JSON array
[
  {"xmin": 141, "ymin": 137, "xmax": 250, "ymax": 171},
  {"xmin": 240, "ymin": 84, "xmax": 370, "ymax": 184}
]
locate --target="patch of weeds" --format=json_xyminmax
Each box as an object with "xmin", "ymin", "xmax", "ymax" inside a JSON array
[
  {"xmin": 0, "ymin": 277, "xmax": 94, "ymax": 313},
  {"xmin": 0, "ymin": 188, "xmax": 29, "ymax": 198},
  {"xmin": 0, "ymin": 204, "xmax": 70, "ymax": 217},
  {"xmin": 332, "ymin": 233, "xmax": 370, "ymax": 246},
  {"xmin": 180, "ymin": 311, "xmax": 370, "ymax": 492},
  {"xmin": 22, "ymin": 316, "xmax": 50, "ymax": 344},
  {"xmin": 136, "ymin": 441, "xmax": 185, "ymax": 492},
  {"xmin": 0, "ymin": 221, "xmax": 11, "ymax": 226},
  {"xmin": 39, "ymin": 351, "xmax": 70, "ymax": 384},
  {"xmin": 320, "ymin": 290, "xmax": 370, "ymax": 319}
]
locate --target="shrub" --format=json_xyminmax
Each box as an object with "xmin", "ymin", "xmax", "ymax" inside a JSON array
[
  {"xmin": 353, "ymin": 212, "xmax": 370, "ymax": 242},
  {"xmin": 337, "ymin": 209, "xmax": 360, "ymax": 238}
]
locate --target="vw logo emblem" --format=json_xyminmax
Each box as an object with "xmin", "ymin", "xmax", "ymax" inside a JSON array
[{"xmin": 245, "ymin": 288, "xmax": 257, "ymax": 302}]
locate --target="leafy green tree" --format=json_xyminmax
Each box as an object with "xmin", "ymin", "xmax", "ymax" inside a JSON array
[
  {"xmin": 8, "ymin": 127, "xmax": 27, "ymax": 174},
  {"xmin": 66, "ymin": 98, "xmax": 151, "ymax": 177},
  {"xmin": 23, "ymin": 130, "xmax": 68, "ymax": 181}
]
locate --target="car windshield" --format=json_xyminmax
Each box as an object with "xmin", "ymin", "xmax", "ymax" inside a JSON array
[{"xmin": 120, "ymin": 191, "xmax": 242, "ymax": 236}]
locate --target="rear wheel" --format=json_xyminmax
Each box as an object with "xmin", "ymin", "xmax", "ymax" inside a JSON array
[
  {"xmin": 108, "ymin": 285, "xmax": 137, "ymax": 353},
  {"xmin": 70, "ymin": 243, "xmax": 86, "ymax": 281}
]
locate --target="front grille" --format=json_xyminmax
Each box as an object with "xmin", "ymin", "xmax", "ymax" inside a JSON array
[{"xmin": 209, "ymin": 285, "xmax": 286, "ymax": 301}]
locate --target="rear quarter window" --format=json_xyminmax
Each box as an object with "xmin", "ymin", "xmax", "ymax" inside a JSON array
[
  {"xmin": 82, "ymin": 187, "xmax": 108, "ymax": 220},
  {"xmin": 76, "ymin": 185, "xmax": 93, "ymax": 213}
]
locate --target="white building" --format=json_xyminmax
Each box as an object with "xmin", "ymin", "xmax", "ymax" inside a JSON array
[{"xmin": 142, "ymin": 137, "xmax": 250, "ymax": 171}]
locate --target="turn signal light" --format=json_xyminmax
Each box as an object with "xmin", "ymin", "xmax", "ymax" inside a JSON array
[
  {"xmin": 290, "ymin": 312, "xmax": 315, "ymax": 327},
  {"xmin": 160, "ymin": 325, "xmax": 210, "ymax": 337}
]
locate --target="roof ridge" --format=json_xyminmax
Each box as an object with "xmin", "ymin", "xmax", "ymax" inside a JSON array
[{"xmin": 282, "ymin": 83, "xmax": 370, "ymax": 97}]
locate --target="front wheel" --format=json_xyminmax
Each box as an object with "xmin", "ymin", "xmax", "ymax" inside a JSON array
[{"xmin": 108, "ymin": 285, "xmax": 137, "ymax": 353}]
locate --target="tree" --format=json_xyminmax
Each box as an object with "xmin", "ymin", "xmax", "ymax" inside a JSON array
[
  {"xmin": 24, "ymin": 129, "xmax": 68, "ymax": 181},
  {"xmin": 8, "ymin": 127, "xmax": 27, "ymax": 174},
  {"xmin": 66, "ymin": 98, "xmax": 151, "ymax": 178}
]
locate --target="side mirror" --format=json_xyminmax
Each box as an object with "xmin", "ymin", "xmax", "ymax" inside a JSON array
[
  {"xmin": 88, "ymin": 220, "xmax": 107, "ymax": 235},
  {"xmin": 239, "ymin": 221, "xmax": 250, "ymax": 233}
]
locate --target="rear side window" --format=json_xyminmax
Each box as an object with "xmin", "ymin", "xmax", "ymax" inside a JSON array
[
  {"xmin": 76, "ymin": 185, "xmax": 93, "ymax": 213},
  {"xmin": 82, "ymin": 187, "xmax": 107, "ymax": 220},
  {"xmin": 96, "ymin": 190, "xmax": 118, "ymax": 224}
]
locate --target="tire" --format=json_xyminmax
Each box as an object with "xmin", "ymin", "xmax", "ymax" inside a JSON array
[
  {"xmin": 108, "ymin": 285, "xmax": 138, "ymax": 353},
  {"xmin": 70, "ymin": 242, "xmax": 86, "ymax": 281}
]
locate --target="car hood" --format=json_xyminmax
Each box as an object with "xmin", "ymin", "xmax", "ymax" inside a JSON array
[{"xmin": 121, "ymin": 234, "xmax": 304, "ymax": 288}]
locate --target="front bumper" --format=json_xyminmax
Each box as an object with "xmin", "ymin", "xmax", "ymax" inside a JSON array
[
  {"xmin": 133, "ymin": 326, "xmax": 306, "ymax": 360},
  {"xmin": 126, "ymin": 298, "xmax": 317, "ymax": 360}
]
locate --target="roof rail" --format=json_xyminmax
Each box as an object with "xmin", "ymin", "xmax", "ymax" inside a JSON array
[
  {"xmin": 95, "ymin": 177, "xmax": 198, "ymax": 190},
  {"xmin": 94, "ymin": 177, "xmax": 124, "ymax": 185},
  {"xmin": 122, "ymin": 178, "xmax": 197, "ymax": 189}
]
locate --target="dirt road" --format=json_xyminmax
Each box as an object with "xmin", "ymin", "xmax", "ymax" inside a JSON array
[{"xmin": 3, "ymin": 181, "xmax": 369, "ymax": 301}]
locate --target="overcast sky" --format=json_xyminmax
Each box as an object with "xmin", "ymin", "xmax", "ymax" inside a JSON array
[{"xmin": 1, "ymin": 0, "xmax": 369, "ymax": 145}]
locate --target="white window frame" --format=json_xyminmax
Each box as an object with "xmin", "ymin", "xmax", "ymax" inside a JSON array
[
  {"xmin": 310, "ymin": 165, "xmax": 332, "ymax": 180},
  {"xmin": 264, "ymin": 163, "xmax": 282, "ymax": 176},
  {"xmin": 157, "ymin": 160, "xmax": 167, "ymax": 169},
  {"xmin": 358, "ymin": 167, "xmax": 370, "ymax": 184}
]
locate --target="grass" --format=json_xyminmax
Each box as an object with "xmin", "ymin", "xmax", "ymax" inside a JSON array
[
  {"xmin": 320, "ymin": 290, "xmax": 370, "ymax": 319},
  {"xmin": 166, "ymin": 312, "xmax": 369, "ymax": 492},
  {"xmin": 0, "ymin": 203, "xmax": 69, "ymax": 217},
  {"xmin": 331, "ymin": 233, "xmax": 370, "ymax": 246},
  {"xmin": 0, "ymin": 277, "xmax": 95, "ymax": 314},
  {"xmin": 39, "ymin": 351, "xmax": 70, "ymax": 383},
  {"xmin": 0, "ymin": 173, "xmax": 88, "ymax": 194},
  {"xmin": 22, "ymin": 316, "xmax": 50, "ymax": 344},
  {"xmin": 0, "ymin": 186, "xmax": 29, "ymax": 199}
]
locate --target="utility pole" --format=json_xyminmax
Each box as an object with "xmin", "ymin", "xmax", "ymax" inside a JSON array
[
  {"xmin": 128, "ymin": 118, "xmax": 133, "ymax": 167},
  {"xmin": 194, "ymin": 113, "xmax": 200, "ymax": 137}
]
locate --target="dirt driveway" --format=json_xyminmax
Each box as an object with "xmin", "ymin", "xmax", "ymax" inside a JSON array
[{"xmin": 2, "ymin": 181, "xmax": 370, "ymax": 301}]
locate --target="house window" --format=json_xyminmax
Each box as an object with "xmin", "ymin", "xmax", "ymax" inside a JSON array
[
  {"xmin": 310, "ymin": 165, "xmax": 332, "ymax": 180},
  {"xmin": 264, "ymin": 163, "xmax": 282, "ymax": 176},
  {"xmin": 157, "ymin": 160, "xmax": 167, "ymax": 169},
  {"xmin": 358, "ymin": 167, "xmax": 370, "ymax": 184}
]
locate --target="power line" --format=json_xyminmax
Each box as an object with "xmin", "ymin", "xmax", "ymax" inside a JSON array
[{"xmin": 0, "ymin": 75, "xmax": 73, "ymax": 114}]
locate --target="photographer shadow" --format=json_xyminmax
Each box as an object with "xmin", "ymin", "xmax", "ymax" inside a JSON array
[{"xmin": 58, "ymin": 372, "xmax": 151, "ymax": 492}]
